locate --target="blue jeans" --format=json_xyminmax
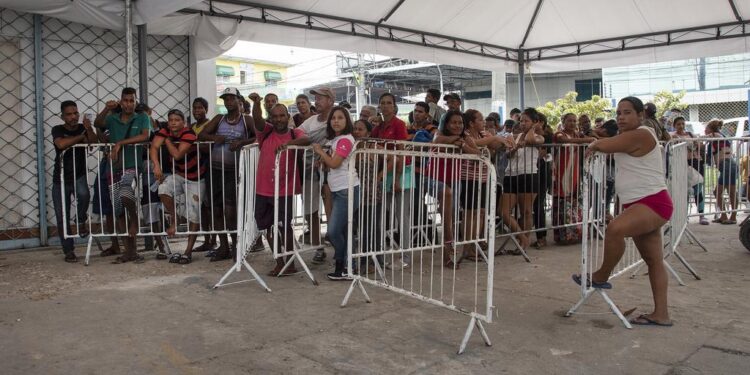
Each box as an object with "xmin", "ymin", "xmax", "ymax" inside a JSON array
[
  {"xmin": 52, "ymin": 175, "xmax": 90, "ymax": 254},
  {"xmin": 329, "ymin": 186, "xmax": 359, "ymax": 262}
]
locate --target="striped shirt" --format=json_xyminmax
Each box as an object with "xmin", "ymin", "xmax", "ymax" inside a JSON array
[{"xmin": 154, "ymin": 127, "xmax": 206, "ymax": 181}]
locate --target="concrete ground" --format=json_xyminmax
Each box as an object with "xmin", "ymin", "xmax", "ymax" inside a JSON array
[{"xmin": 1, "ymin": 220, "xmax": 750, "ymax": 375}]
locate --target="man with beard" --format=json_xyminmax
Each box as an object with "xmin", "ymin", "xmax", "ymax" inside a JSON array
[{"xmin": 254, "ymin": 104, "xmax": 308, "ymax": 276}]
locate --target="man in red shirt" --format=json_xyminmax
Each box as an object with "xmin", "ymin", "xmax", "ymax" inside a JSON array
[{"xmin": 255, "ymin": 103, "xmax": 309, "ymax": 276}]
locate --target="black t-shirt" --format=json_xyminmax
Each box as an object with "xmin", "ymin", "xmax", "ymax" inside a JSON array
[{"xmin": 51, "ymin": 124, "xmax": 87, "ymax": 184}]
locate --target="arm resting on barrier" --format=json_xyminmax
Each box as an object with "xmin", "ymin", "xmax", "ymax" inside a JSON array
[
  {"xmin": 197, "ymin": 114, "xmax": 225, "ymax": 143},
  {"xmin": 586, "ymin": 128, "xmax": 655, "ymax": 158}
]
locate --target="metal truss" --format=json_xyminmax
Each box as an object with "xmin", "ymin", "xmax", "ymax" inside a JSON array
[
  {"xmin": 179, "ymin": 1, "xmax": 519, "ymax": 62},
  {"xmin": 523, "ymin": 20, "xmax": 749, "ymax": 61},
  {"xmin": 181, "ymin": 1, "xmax": 748, "ymax": 64}
]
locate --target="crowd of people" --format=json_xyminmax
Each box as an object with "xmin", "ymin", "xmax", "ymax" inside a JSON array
[{"xmin": 52, "ymin": 86, "xmax": 744, "ymax": 303}]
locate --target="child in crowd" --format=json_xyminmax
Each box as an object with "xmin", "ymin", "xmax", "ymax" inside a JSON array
[{"xmin": 313, "ymin": 106, "xmax": 360, "ymax": 280}]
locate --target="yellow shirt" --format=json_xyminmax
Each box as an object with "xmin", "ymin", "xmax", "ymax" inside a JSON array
[{"xmin": 192, "ymin": 119, "xmax": 209, "ymax": 135}]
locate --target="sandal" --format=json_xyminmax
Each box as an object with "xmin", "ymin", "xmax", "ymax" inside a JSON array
[
  {"xmin": 209, "ymin": 249, "xmax": 232, "ymax": 262},
  {"xmin": 507, "ymin": 249, "xmax": 524, "ymax": 256},
  {"xmin": 168, "ymin": 253, "xmax": 182, "ymax": 264},
  {"xmin": 571, "ymin": 274, "xmax": 612, "ymax": 289},
  {"xmin": 112, "ymin": 254, "xmax": 145, "ymax": 264},
  {"xmin": 177, "ymin": 254, "xmax": 192, "ymax": 264},
  {"xmin": 155, "ymin": 252, "xmax": 168, "ymax": 260},
  {"xmin": 193, "ymin": 242, "xmax": 214, "ymax": 253},
  {"xmin": 100, "ymin": 247, "xmax": 121, "ymax": 257}
]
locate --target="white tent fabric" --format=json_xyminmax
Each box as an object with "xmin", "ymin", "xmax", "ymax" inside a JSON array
[{"xmin": 1, "ymin": 0, "xmax": 748, "ymax": 72}]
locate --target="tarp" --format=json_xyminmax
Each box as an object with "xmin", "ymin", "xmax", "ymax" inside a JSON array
[{"xmin": 1, "ymin": 0, "xmax": 748, "ymax": 72}]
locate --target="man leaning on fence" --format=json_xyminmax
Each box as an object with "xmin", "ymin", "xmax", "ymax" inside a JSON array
[
  {"xmin": 94, "ymin": 87, "xmax": 152, "ymax": 264},
  {"xmin": 52, "ymin": 100, "xmax": 97, "ymax": 263}
]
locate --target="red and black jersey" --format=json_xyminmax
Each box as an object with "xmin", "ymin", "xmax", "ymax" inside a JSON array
[{"xmin": 154, "ymin": 127, "xmax": 206, "ymax": 180}]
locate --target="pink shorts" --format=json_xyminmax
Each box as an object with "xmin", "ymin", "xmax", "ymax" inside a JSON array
[{"xmin": 622, "ymin": 190, "xmax": 673, "ymax": 221}]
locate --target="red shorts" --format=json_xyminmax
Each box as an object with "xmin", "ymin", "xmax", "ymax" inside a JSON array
[{"xmin": 622, "ymin": 190, "xmax": 673, "ymax": 221}]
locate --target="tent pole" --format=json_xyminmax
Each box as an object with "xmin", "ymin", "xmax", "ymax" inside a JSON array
[
  {"xmin": 125, "ymin": 0, "xmax": 134, "ymax": 87},
  {"xmin": 517, "ymin": 49, "xmax": 525, "ymax": 109},
  {"xmin": 137, "ymin": 24, "xmax": 149, "ymax": 105}
]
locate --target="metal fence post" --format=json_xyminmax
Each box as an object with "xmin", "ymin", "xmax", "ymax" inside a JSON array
[
  {"xmin": 137, "ymin": 24, "xmax": 148, "ymax": 104},
  {"xmin": 33, "ymin": 14, "xmax": 48, "ymax": 245}
]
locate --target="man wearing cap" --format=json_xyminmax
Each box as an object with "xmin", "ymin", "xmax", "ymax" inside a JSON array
[
  {"xmin": 425, "ymin": 88, "xmax": 445, "ymax": 125},
  {"xmin": 438, "ymin": 92, "xmax": 462, "ymax": 130},
  {"xmin": 286, "ymin": 87, "xmax": 335, "ymax": 264},
  {"xmin": 198, "ymin": 87, "xmax": 262, "ymax": 261}
]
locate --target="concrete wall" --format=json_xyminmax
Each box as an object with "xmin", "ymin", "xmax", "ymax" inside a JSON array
[{"xmin": 505, "ymin": 70, "xmax": 602, "ymax": 110}]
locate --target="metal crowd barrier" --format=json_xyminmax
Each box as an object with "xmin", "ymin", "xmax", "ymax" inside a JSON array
[
  {"xmin": 564, "ymin": 152, "xmax": 646, "ymax": 328},
  {"xmin": 270, "ymin": 145, "xmax": 326, "ymax": 285},
  {"xmin": 214, "ymin": 144, "xmax": 271, "ymax": 291},
  {"xmin": 59, "ymin": 141, "xmax": 248, "ymax": 265},
  {"xmin": 493, "ymin": 143, "xmax": 618, "ymax": 260},
  {"xmin": 340, "ymin": 144, "xmax": 496, "ymax": 354}
]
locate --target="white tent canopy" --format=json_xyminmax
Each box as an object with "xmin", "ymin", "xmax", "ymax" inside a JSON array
[{"xmin": 2, "ymin": 0, "xmax": 748, "ymax": 73}]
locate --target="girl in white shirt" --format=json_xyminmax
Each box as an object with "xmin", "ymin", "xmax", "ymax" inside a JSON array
[{"xmin": 313, "ymin": 106, "xmax": 360, "ymax": 280}]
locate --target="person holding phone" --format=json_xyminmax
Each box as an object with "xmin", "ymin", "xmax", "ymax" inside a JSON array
[{"xmin": 52, "ymin": 100, "xmax": 97, "ymax": 263}]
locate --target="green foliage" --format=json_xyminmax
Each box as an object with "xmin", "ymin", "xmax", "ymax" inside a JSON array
[
  {"xmin": 536, "ymin": 91, "xmax": 613, "ymax": 127},
  {"xmin": 651, "ymin": 90, "xmax": 688, "ymax": 118}
]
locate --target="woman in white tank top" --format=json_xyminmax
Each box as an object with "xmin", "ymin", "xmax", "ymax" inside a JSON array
[{"xmin": 573, "ymin": 96, "xmax": 674, "ymax": 327}]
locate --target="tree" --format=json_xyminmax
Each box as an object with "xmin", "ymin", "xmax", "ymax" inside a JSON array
[
  {"xmin": 536, "ymin": 91, "xmax": 613, "ymax": 127},
  {"xmin": 651, "ymin": 90, "xmax": 688, "ymax": 118}
]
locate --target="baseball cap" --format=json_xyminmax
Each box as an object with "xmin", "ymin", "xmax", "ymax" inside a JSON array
[
  {"xmin": 220, "ymin": 87, "xmax": 240, "ymax": 99},
  {"xmin": 443, "ymin": 93, "xmax": 460, "ymax": 101},
  {"xmin": 310, "ymin": 87, "xmax": 334, "ymax": 99}
]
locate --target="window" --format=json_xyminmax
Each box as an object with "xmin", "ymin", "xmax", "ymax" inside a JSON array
[
  {"xmin": 575, "ymin": 78, "xmax": 602, "ymax": 101},
  {"xmin": 240, "ymin": 71, "xmax": 246, "ymax": 85}
]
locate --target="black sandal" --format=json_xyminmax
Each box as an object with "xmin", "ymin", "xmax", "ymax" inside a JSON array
[
  {"xmin": 168, "ymin": 253, "xmax": 182, "ymax": 263},
  {"xmin": 177, "ymin": 254, "xmax": 192, "ymax": 264},
  {"xmin": 112, "ymin": 254, "xmax": 144, "ymax": 264},
  {"xmin": 64, "ymin": 253, "xmax": 78, "ymax": 263},
  {"xmin": 100, "ymin": 247, "xmax": 121, "ymax": 257}
]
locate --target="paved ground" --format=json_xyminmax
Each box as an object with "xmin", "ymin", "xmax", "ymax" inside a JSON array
[{"xmin": 1, "ymin": 220, "xmax": 750, "ymax": 374}]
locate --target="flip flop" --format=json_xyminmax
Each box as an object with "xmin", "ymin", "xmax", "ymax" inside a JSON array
[
  {"xmin": 721, "ymin": 219, "xmax": 737, "ymax": 225},
  {"xmin": 572, "ymin": 274, "xmax": 612, "ymax": 289},
  {"xmin": 630, "ymin": 314, "xmax": 673, "ymax": 327},
  {"xmin": 168, "ymin": 253, "xmax": 182, "ymax": 264},
  {"xmin": 177, "ymin": 254, "xmax": 192, "ymax": 265}
]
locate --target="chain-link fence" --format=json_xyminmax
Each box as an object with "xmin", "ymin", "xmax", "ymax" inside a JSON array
[
  {"xmin": 689, "ymin": 101, "xmax": 748, "ymax": 123},
  {"xmin": 0, "ymin": 8, "xmax": 190, "ymax": 250}
]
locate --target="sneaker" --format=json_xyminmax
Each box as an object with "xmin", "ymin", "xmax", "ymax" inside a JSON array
[
  {"xmin": 312, "ymin": 249, "xmax": 327, "ymax": 264},
  {"xmin": 327, "ymin": 271, "xmax": 349, "ymax": 281}
]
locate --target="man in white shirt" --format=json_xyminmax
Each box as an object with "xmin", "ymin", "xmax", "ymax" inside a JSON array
[{"xmin": 288, "ymin": 87, "xmax": 335, "ymax": 264}]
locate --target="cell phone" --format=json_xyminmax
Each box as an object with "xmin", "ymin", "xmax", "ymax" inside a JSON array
[{"xmin": 84, "ymin": 112, "xmax": 93, "ymax": 122}]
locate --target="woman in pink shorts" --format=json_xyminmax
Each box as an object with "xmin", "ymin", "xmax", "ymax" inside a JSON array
[{"xmin": 574, "ymin": 96, "xmax": 674, "ymax": 327}]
